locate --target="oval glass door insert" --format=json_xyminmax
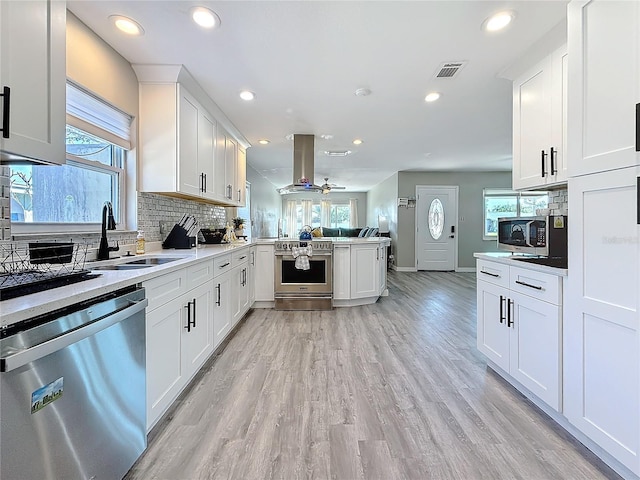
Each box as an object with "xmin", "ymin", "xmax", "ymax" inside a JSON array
[{"xmin": 428, "ymin": 198, "xmax": 444, "ymax": 240}]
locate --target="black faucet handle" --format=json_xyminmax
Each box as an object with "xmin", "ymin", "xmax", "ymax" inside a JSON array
[{"xmin": 109, "ymin": 240, "xmax": 120, "ymax": 252}]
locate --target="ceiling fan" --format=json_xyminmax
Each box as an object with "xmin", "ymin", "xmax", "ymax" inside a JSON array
[{"xmin": 320, "ymin": 177, "xmax": 346, "ymax": 195}]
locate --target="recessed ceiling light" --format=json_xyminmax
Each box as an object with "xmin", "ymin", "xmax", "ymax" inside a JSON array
[
  {"xmin": 324, "ymin": 150, "xmax": 352, "ymax": 157},
  {"xmin": 258, "ymin": 139, "xmax": 270, "ymax": 145},
  {"xmin": 191, "ymin": 7, "xmax": 220, "ymax": 29},
  {"xmin": 239, "ymin": 90, "xmax": 255, "ymax": 101},
  {"xmin": 424, "ymin": 92, "xmax": 441, "ymax": 102},
  {"xmin": 109, "ymin": 15, "xmax": 145, "ymax": 36},
  {"xmin": 352, "ymin": 139, "xmax": 363, "ymax": 145},
  {"xmin": 483, "ymin": 11, "xmax": 515, "ymax": 32},
  {"xmin": 355, "ymin": 88, "xmax": 372, "ymax": 97}
]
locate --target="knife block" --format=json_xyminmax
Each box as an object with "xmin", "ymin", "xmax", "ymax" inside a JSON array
[{"xmin": 162, "ymin": 224, "xmax": 196, "ymax": 249}]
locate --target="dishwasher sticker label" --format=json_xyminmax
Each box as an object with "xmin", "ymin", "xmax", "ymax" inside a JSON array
[{"xmin": 31, "ymin": 377, "xmax": 63, "ymax": 414}]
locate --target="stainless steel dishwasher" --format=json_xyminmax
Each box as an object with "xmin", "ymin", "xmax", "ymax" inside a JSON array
[{"xmin": 0, "ymin": 285, "xmax": 148, "ymax": 480}]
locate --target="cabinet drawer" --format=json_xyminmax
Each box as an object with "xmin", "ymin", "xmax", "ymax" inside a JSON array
[
  {"xmin": 186, "ymin": 259, "xmax": 214, "ymax": 290},
  {"xmin": 143, "ymin": 268, "xmax": 187, "ymax": 311},
  {"xmin": 213, "ymin": 254, "xmax": 232, "ymax": 277},
  {"xmin": 476, "ymin": 260, "xmax": 510, "ymax": 288},
  {"xmin": 509, "ymin": 266, "xmax": 562, "ymax": 305},
  {"xmin": 232, "ymin": 248, "xmax": 249, "ymax": 267}
]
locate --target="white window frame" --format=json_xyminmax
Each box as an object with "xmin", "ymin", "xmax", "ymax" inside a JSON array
[
  {"xmin": 483, "ymin": 189, "xmax": 548, "ymax": 240},
  {"xmin": 10, "ymin": 83, "xmax": 131, "ymax": 235}
]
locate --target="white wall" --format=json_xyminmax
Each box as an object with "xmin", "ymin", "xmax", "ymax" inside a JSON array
[
  {"xmin": 396, "ymin": 171, "xmax": 512, "ymax": 269},
  {"xmin": 66, "ymin": 12, "xmax": 138, "ymax": 116},
  {"xmin": 246, "ymin": 164, "xmax": 282, "ymax": 238}
]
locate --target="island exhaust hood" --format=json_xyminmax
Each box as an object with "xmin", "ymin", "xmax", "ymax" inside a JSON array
[{"xmin": 277, "ymin": 134, "xmax": 324, "ymax": 194}]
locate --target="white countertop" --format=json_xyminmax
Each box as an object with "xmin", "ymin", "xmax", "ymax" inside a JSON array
[
  {"xmin": 1, "ymin": 242, "xmax": 252, "ymax": 328},
  {"xmin": 474, "ymin": 252, "xmax": 568, "ymax": 276},
  {"xmin": 1, "ymin": 237, "xmax": 391, "ymax": 327},
  {"xmin": 256, "ymin": 236, "xmax": 391, "ymax": 244}
]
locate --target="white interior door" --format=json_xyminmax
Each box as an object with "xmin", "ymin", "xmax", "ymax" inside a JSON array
[{"xmin": 416, "ymin": 186, "xmax": 458, "ymax": 271}]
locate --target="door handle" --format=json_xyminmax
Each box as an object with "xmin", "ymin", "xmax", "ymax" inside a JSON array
[
  {"xmin": 216, "ymin": 283, "xmax": 221, "ymax": 306},
  {"xmin": 541, "ymin": 150, "xmax": 547, "ymax": 177},
  {"xmin": 499, "ymin": 295, "xmax": 505, "ymax": 324},
  {"xmin": 1, "ymin": 86, "xmax": 10, "ymax": 139}
]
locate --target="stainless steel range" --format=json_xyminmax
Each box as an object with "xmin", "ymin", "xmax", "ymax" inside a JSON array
[{"xmin": 274, "ymin": 239, "xmax": 333, "ymax": 310}]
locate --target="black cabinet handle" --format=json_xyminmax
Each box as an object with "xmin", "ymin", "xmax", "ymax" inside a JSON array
[
  {"xmin": 541, "ymin": 150, "xmax": 547, "ymax": 177},
  {"xmin": 1, "ymin": 86, "xmax": 10, "ymax": 139},
  {"xmin": 184, "ymin": 303, "xmax": 191, "ymax": 332},
  {"xmin": 481, "ymin": 270, "xmax": 500, "ymax": 278},
  {"xmin": 216, "ymin": 283, "xmax": 221, "ymax": 306},
  {"xmin": 550, "ymin": 147, "xmax": 557, "ymax": 175},
  {"xmin": 219, "ymin": 262, "xmax": 230, "ymax": 268},
  {"xmin": 507, "ymin": 298, "xmax": 514, "ymax": 327},
  {"xmin": 515, "ymin": 280, "xmax": 543, "ymax": 290},
  {"xmin": 199, "ymin": 173, "xmax": 204, "ymax": 192},
  {"xmin": 499, "ymin": 295, "xmax": 505, "ymax": 324},
  {"xmin": 184, "ymin": 300, "xmax": 196, "ymax": 331},
  {"xmin": 239, "ymin": 255, "xmax": 246, "ymax": 260},
  {"xmin": 632, "ymin": 103, "xmax": 640, "ymax": 152}
]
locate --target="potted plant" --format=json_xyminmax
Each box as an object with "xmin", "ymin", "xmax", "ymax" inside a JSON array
[{"xmin": 232, "ymin": 217, "xmax": 245, "ymax": 236}]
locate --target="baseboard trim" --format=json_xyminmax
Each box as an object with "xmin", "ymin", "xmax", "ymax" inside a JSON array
[
  {"xmin": 393, "ymin": 266, "xmax": 417, "ymax": 272},
  {"xmin": 455, "ymin": 267, "xmax": 476, "ymax": 273}
]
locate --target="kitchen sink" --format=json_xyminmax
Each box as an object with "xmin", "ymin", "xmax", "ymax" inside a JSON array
[
  {"xmin": 123, "ymin": 257, "xmax": 183, "ymax": 265},
  {"xmin": 92, "ymin": 264, "xmax": 155, "ymax": 271}
]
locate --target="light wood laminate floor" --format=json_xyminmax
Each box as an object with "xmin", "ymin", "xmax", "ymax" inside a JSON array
[{"xmin": 126, "ymin": 271, "xmax": 620, "ymax": 480}]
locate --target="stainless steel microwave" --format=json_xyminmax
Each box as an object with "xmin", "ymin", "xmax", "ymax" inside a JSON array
[{"xmin": 497, "ymin": 216, "xmax": 568, "ymax": 257}]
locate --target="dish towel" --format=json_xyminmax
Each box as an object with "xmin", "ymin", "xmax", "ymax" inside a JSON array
[{"xmin": 292, "ymin": 245, "xmax": 313, "ymax": 270}]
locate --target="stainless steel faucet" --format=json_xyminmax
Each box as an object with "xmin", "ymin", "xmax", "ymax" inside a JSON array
[{"xmin": 97, "ymin": 201, "xmax": 119, "ymax": 260}]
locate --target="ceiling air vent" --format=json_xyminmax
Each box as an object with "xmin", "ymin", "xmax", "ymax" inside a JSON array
[{"xmin": 435, "ymin": 61, "xmax": 467, "ymax": 79}]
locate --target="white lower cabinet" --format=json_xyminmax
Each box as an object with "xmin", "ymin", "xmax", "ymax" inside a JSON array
[
  {"xmin": 378, "ymin": 243, "xmax": 388, "ymax": 294},
  {"xmin": 144, "ymin": 264, "xmax": 214, "ymax": 431},
  {"xmin": 333, "ymin": 240, "xmax": 390, "ymax": 306},
  {"xmin": 248, "ymin": 246, "xmax": 256, "ymax": 305},
  {"xmin": 254, "ymin": 244, "xmax": 275, "ymax": 302},
  {"xmin": 332, "ymin": 244, "xmax": 351, "ymax": 300},
  {"xmin": 231, "ymin": 248, "xmax": 250, "ymax": 327},
  {"xmin": 350, "ymin": 243, "xmax": 380, "ymax": 299},
  {"xmin": 476, "ymin": 259, "xmax": 562, "ymax": 411},
  {"xmin": 213, "ymin": 269, "xmax": 232, "ymax": 348}
]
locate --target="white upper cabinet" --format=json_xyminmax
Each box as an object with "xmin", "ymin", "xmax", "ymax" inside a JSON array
[
  {"xmin": 567, "ymin": 0, "xmax": 640, "ymax": 176},
  {"xmin": 134, "ymin": 65, "xmax": 249, "ymax": 206},
  {"xmin": 138, "ymin": 83, "xmax": 219, "ymax": 201},
  {"xmin": 512, "ymin": 45, "xmax": 568, "ymax": 190},
  {"xmin": 236, "ymin": 147, "xmax": 247, "ymax": 206},
  {"xmin": 0, "ymin": 0, "xmax": 66, "ymax": 165}
]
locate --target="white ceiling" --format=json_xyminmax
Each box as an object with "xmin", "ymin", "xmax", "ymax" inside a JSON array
[{"xmin": 67, "ymin": 1, "xmax": 569, "ymax": 192}]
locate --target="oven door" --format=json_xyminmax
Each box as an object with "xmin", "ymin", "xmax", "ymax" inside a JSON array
[{"xmin": 274, "ymin": 252, "xmax": 332, "ymax": 295}]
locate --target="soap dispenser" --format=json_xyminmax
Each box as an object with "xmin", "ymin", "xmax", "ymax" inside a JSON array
[{"xmin": 136, "ymin": 230, "xmax": 145, "ymax": 254}]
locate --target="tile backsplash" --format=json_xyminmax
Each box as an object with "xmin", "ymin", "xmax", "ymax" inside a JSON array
[
  {"xmin": 137, "ymin": 193, "xmax": 227, "ymax": 242},
  {"xmin": 548, "ymin": 187, "xmax": 568, "ymax": 216},
  {"xmin": 11, "ymin": 193, "xmax": 230, "ymax": 252}
]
